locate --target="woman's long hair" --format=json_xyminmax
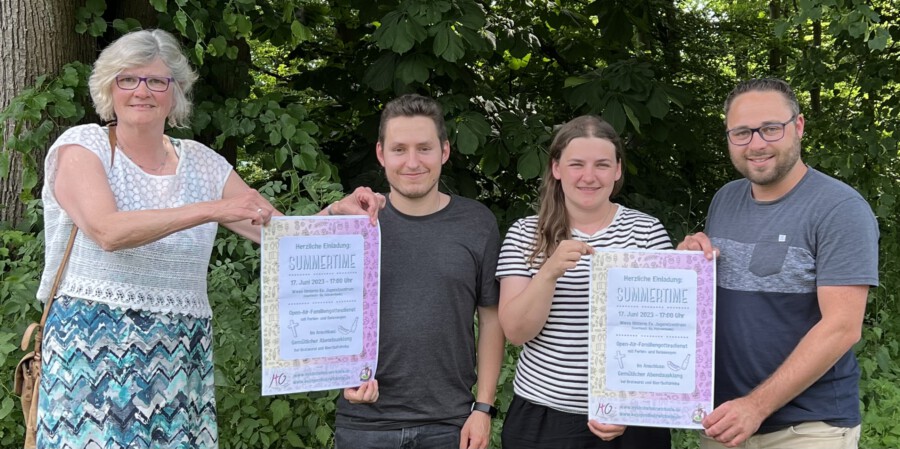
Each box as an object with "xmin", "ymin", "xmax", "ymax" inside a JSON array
[{"xmin": 528, "ymin": 115, "xmax": 625, "ymax": 267}]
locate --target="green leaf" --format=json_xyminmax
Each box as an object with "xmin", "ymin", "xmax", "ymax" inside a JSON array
[
  {"xmin": 61, "ymin": 65, "xmax": 80, "ymax": 86},
  {"xmin": 456, "ymin": 125, "xmax": 479, "ymax": 155},
  {"xmin": 374, "ymin": 12, "xmax": 422, "ymax": 54},
  {"xmin": 868, "ymin": 28, "xmax": 889, "ymax": 50},
  {"xmin": 223, "ymin": 10, "xmax": 236, "ymax": 26},
  {"xmin": 517, "ymin": 150, "xmax": 541, "ymax": 180},
  {"xmin": 564, "ymin": 76, "xmax": 591, "ymax": 88},
  {"xmin": 50, "ymin": 87, "xmax": 75, "ymax": 102},
  {"xmin": 302, "ymin": 413, "xmax": 317, "ymax": 433},
  {"xmin": 434, "ymin": 24, "xmax": 465, "ymax": 62},
  {"xmin": 848, "ymin": 21, "xmax": 867, "ymax": 38},
  {"xmin": 646, "ymin": 87, "xmax": 670, "ymax": 119},
  {"xmin": 174, "ymin": 10, "xmax": 188, "ymax": 33},
  {"xmin": 458, "ymin": 2, "xmax": 487, "ymax": 29},
  {"xmin": 52, "ymin": 101, "xmax": 78, "ymax": 119},
  {"xmin": 29, "ymin": 93, "xmax": 50, "ymax": 111},
  {"xmin": 362, "ymin": 53, "xmax": 397, "ymax": 92},
  {"xmin": 282, "ymin": 123, "xmax": 297, "ymax": 141},
  {"xmin": 602, "ymin": 100, "xmax": 626, "ymax": 134},
  {"xmin": 270, "ymin": 399, "xmax": 290, "ymax": 425},
  {"xmin": 270, "ymin": 129, "xmax": 282, "ymax": 146},
  {"xmin": 236, "ymin": 15, "xmax": 252, "ymax": 35},
  {"xmin": 210, "ymin": 36, "xmax": 227, "ymax": 57},
  {"xmin": 239, "ymin": 118, "xmax": 255, "ymax": 135},
  {"xmin": 391, "ymin": 20, "xmax": 422, "ymax": 54},
  {"xmin": 455, "ymin": 112, "xmax": 490, "ymax": 155},
  {"xmin": 773, "ymin": 20, "xmax": 790, "ymax": 38},
  {"xmin": 0, "ymin": 397, "xmax": 14, "ymax": 420},
  {"xmin": 22, "ymin": 166, "xmax": 38, "ymax": 190},
  {"xmin": 86, "ymin": 0, "xmax": 106, "ymax": 14},
  {"xmin": 194, "ymin": 42, "xmax": 205, "ymax": 65},
  {"xmin": 622, "ymin": 103, "xmax": 641, "ymax": 133},
  {"xmin": 433, "ymin": 24, "xmax": 449, "ymax": 55},
  {"xmin": 149, "ymin": 0, "xmax": 167, "ymax": 13},
  {"xmin": 316, "ymin": 425, "xmax": 332, "ymax": 446},
  {"xmin": 482, "ymin": 146, "xmax": 499, "ymax": 175},
  {"xmin": 275, "ymin": 146, "xmax": 288, "ymax": 166},
  {"xmin": 192, "ymin": 16, "xmax": 205, "ymax": 40},
  {"xmin": 396, "ymin": 54, "xmax": 431, "ymax": 84},
  {"xmin": 285, "ymin": 431, "xmax": 303, "ymax": 447},
  {"xmin": 876, "ymin": 346, "xmax": 893, "ymax": 373},
  {"xmin": 408, "ymin": 1, "xmax": 444, "ymax": 24},
  {"xmin": 300, "ymin": 121, "xmax": 319, "ymax": 135},
  {"xmin": 292, "ymin": 20, "xmax": 313, "ymax": 43},
  {"xmin": 373, "ymin": 11, "xmax": 402, "ymax": 49},
  {"xmin": 90, "ymin": 15, "xmax": 108, "ymax": 37},
  {"xmin": 294, "ymin": 130, "xmax": 313, "ymax": 145},
  {"xmin": 298, "ymin": 144, "xmax": 318, "ymax": 170}
]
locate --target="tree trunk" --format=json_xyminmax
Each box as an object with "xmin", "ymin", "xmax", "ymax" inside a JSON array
[
  {"xmin": 810, "ymin": 20, "xmax": 822, "ymax": 114},
  {"xmin": 200, "ymin": 38, "xmax": 253, "ymax": 166},
  {"xmin": 0, "ymin": 0, "xmax": 94, "ymax": 227},
  {"xmin": 768, "ymin": 0, "xmax": 782, "ymax": 74}
]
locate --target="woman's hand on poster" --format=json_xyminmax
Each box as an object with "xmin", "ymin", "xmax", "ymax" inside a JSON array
[
  {"xmin": 539, "ymin": 240, "xmax": 594, "ymax": 280},
  {"xmin": 326, "ymin": 187, "xmax": 386, "ymax": 225}
]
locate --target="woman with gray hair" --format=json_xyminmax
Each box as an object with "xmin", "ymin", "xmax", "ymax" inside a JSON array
[{"xmin": 35, "ymin": 29, "xmax": 382, "ymax": 448}]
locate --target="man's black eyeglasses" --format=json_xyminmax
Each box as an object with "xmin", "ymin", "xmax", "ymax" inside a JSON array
[{"xmin": 726, "ymin": 114, "xmax": 798, "ymax": 145}]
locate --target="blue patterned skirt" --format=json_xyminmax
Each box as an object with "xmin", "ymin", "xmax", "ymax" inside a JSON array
[{"xmin": 37, "ymin": 296, "xmax": 218, "ymax": 449}]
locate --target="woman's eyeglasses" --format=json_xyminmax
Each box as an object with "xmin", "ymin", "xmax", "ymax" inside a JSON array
[{"xmin": 115, "ymin": 75, "xmax": 174, "ymax": 92}]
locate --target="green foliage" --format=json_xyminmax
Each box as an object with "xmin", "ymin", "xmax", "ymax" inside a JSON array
[
  {"xmin": 0, "ymin": 62, "xmax": 91, "ymax": 201},
  {"xmin": 1, "ymin": 0, "xmax": 900, "ymax": 447},
  {"xmin": 201, "ymin": 174, "xmax": 349, "ymax": 448},
  {"xmin": 857, "ymin": 233, "xmax": 900, "ymax": 448},
  {"xmin": 0, "ymin": 203, "xmax": 44, "ymax": 447},
  {"xmin": 75, "ymin": 0, "xmax": 108, "ymax": 36},
  {"xmin": 209, "ymin": 228, "xmax": 340, "ymax": 449}
]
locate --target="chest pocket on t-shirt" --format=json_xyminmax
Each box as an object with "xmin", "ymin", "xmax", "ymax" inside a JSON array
[{"xmin": 749, "ymin": 237, "xmax": 790, "ymax": 277}]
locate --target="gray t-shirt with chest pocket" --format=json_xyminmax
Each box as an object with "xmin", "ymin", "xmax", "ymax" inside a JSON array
[{"xmin": 707, "ymin": 166, "xmax": 879, "ymax": 431}]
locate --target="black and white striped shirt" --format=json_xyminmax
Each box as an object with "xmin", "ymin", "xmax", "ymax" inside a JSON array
[{"xmin": 496, "ymin": 206, "xmax": 672, "ymax": 414}]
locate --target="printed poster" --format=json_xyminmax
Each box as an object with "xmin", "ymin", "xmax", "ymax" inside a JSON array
[
  {"xmin": 589, "ymin": 249, "xmax": 715, "ymax": 428},
  {"xmin": 260, "ymin": 215, "xmax": 380, "ymax": 395}
]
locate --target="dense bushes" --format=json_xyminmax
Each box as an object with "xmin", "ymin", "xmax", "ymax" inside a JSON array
[
  {"xmin": 2, "ymin": 1, "xmax": 900, "ymax": 447},
  {"xmin": 3, "ymin": 199, "xmax": 900, "ymax": 448}
]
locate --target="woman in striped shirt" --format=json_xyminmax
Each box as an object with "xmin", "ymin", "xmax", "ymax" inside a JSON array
[{"xmin": 496, "ymin": 115, "xmax": 672, "ymax": 449}]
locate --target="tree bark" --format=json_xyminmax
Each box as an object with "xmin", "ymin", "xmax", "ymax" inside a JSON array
[
  {"xmin": 768, "ymin": 0, "xmax": 782, "ymax": 74},
  {"xmin": 0, "ymin": 0, "xmax": 94, "ymax": 226},
  {"xmin": 810, "ymin": 20, "xmax": 821, "ymax": 114}
]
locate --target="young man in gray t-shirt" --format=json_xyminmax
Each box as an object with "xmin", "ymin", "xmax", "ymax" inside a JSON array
[
  {"xmin": 333, "ymin": 94, "xmax": 504, "ymax": 449},
  {"xmin": 679, "ymin": 78, "xmax": 878, "ymax": 449}
]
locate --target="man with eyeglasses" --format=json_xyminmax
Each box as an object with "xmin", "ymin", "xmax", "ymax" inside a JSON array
[{"xmin": 678, "ymin": 78, "xmax": 879, "ymax": 449}]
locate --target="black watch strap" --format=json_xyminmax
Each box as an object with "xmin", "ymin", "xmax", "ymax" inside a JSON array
[{"xmin": 470, "ymin": 401, "xmax": 497, "ymax": 418}]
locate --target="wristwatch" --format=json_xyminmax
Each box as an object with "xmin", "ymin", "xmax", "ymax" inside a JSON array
[{"xmin": 470, "ymin": 401, "xmax": 498, "ymax": 418}]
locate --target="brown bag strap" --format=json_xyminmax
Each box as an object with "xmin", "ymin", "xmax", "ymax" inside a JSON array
[
  {"xmin": 37, "ymin": 226, "xmax": 78, "ymax": 327},
  {"xmin": 108, "ymin": 122, "xmax": 117, "ymax": 166},
  {"xmin": 19, "ymin": 323, "xmax": 40, "ymax": 351},
  {"xmin": 21, "ymin": 123, "xmax": 119, "ymax": 351}
]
